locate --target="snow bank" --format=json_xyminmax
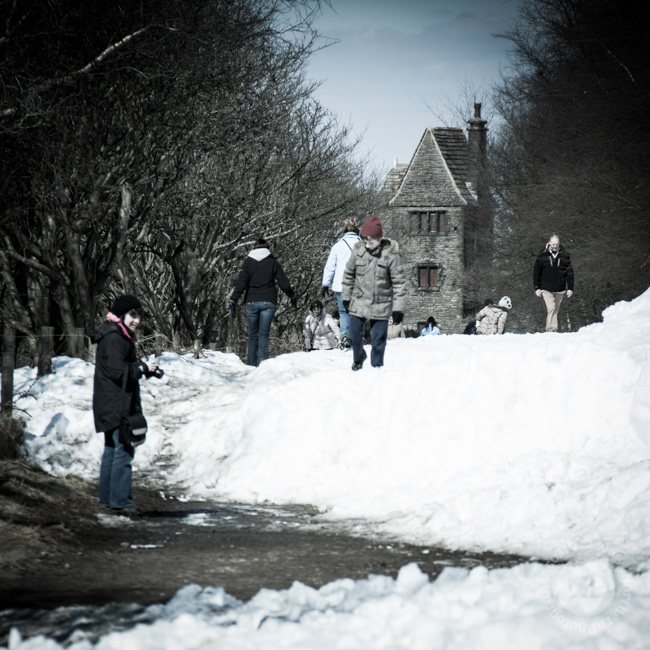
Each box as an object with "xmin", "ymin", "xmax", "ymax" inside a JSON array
[{"xmin": 11, "ymin": 289, "xmax": 650, "ymax": 569}]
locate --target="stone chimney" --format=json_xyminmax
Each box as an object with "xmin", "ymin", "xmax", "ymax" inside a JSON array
[{"xmin": 466, "ymin": 103, "xmax": 488, "ymax": 193}]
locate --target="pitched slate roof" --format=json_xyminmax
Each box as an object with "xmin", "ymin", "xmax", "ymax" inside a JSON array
[
  {"xmin": 384, "ymin": 127, "xmax": 475, "ymax": 207},
  {"xmin": 382, "ymin": 163, "xmax": 408, "ymax": 197}
]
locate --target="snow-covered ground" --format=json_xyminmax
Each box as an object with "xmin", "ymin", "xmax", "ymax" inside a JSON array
[{"xmin": 5, "ymin": 289, "xmax": 650, "ymax": 649}]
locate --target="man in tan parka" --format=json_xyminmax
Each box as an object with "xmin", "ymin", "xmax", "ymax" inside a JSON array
[{"xmin": 341, "ymin": 216, "xmax": 408, "ymax": 370}]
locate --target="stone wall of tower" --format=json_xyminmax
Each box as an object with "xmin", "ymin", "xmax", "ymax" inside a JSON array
[
  {"xmin": 377, "ymin": 112, "xmax": 491, "ymax": 334},
  {"xmin": 381, "ymin": 205, "xmax": 466, "ymax": 334}
]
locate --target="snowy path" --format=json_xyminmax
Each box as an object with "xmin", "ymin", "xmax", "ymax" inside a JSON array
[{"xmin": 7, "ymin": 289, "xmax": 650, "ymax": 648}]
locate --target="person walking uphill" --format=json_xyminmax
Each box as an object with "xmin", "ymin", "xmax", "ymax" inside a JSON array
[
  {"xmin": 229, "ymin": 238, "xmax": 297, "ymax": 366},
  {"xmin": 321, "ymin": 218, "xmax": 361, "ymax": 349},
  {"xmin": 91, "ymin": 295, "xmax": 158, "ymax": 516},
  {"xmin": 533, "ymin": 234, "xmax": 574, "ymax": 332},
  {"xmin": 341, "ymin": 216, "xmax": 408, "ymax": 370}
]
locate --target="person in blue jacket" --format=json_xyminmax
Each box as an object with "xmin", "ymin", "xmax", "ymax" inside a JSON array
[
  {"xmin": 229, "ymin": 238, "xmax": 297, "ymax": 366},
  {"xmin": 420, "ymin": 316, "xmax": 441, "ymax": 336}
]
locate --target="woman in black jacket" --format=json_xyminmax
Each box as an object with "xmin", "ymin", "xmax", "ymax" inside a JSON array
[
  {"xmin": 229, "ymin": 238, "xmax": 297, "ymax": 366},
  {"xmin": 91, "ymin": 295, "xmax": 157, "ymax": 515}
]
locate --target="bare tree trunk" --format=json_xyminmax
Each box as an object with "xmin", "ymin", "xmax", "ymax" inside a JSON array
[
  {"xmin": 54, "ymin": 284, "xmax": 77, "ymax": 356},
  {"xmin": 64, "ymin": 221, "xmax": 94, "ymax": 332},
  {"xmin": 0, "ymin": 249, "xmax": 35, "ymax": 337},
  {"xmin": 1, "ymin": 326, "xmax": 15, "ymax": 417},
  {"xmin": 37, "ymin": 326, "xmax": 54, "ymax": 377}
]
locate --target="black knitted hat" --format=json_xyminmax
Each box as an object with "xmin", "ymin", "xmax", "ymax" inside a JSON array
[{"xmin": 110, "ymin": 295, "xmax": 142, "ymax": 318}]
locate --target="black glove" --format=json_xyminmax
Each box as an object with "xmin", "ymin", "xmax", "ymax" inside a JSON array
[
  {"xmin": 228, "ymin": 299, "xmax": 236, "ymax": 318},
  {"xmin": 290, "ymin": 292, "xmax": 298, "ymax": 308},
  {"xmin": 141, "ymin": 361, "xmax": 164, "ymax": 379},
  {"xmin": 392, "ymin": 311, "xmax": 404, "ymax": 324},
  {"xmin": 321, "ymin": 286, "xmax": 331, "ymax": 300},
  {"xmin": 342, "ymin": 300, "xmax": 350, "ymax": 312}
]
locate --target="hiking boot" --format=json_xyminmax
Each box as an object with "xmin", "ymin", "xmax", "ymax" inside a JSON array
[
  {"xmin": 339, "ymin": 333, "xmax": 351, "ymax": 350},
  {"xmin": 351, "ymin": 350, "xmax": 367, "ymax": 371}
]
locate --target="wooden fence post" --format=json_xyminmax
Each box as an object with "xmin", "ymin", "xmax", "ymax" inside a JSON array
[
  {"xmin": 37, "ymin": 326, "xmax": 54, "ymax": 377},
  {"xmin": 1, "ymin": 326, "xmax": 15, "ymax": 417},
  {"xmin": 225, "ymin": 319, "xmax": 234, "ymax": 353},
  {"xmin": 71, "ymin": 327, "xmax": 86, "ymax": 359},
  {"xmin": 154, "ymin": 332, "xmax": 163, "ymax": 357}
]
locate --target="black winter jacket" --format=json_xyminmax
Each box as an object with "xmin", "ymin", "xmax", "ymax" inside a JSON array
[
  {"xmin": 230, "ymin": 248, "xmax": 294, "ymax": 305},
  {"xmin": 533, "ymin": 245, "xmax": 574, "ymax": 293},
  {"xmin": 91, "ymin": 322, "xmax": 145, "ymax": 433}
]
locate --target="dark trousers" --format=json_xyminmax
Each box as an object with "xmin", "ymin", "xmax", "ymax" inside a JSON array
[{"xmin": 349, "ymin": 315, "xmax": 389, "ymax": 367}]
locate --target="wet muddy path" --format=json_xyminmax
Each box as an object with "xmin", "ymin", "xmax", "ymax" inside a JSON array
[{"xmin": 1, "ymin": 490, "xmax": 528, "ymax": 646}]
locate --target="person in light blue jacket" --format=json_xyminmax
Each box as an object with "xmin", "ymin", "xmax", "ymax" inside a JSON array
[
  {"xmin": 420, "ymin": 316, "xmax": 441, "ymax": 336},
  {"xmin": 321, "ymin": 218, "xmax": 360, "ymax": 348}
]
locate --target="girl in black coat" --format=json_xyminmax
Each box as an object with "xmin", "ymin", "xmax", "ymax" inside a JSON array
[{"xmin": 91, "ymin": 295, "xmax": 157, "ymax": 515}]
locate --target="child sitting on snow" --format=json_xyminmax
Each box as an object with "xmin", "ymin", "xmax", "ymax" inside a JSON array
[
  {"xmin": 420, "ymin": 316, "xmax": 441, "ymax": 336},
  {"xmin": 475, "ymin": 296, "xmax": 512, "ymax": 335},
  {"xmin": 304, "ymin": 300, "xmax": 340, "ymax": 351}
]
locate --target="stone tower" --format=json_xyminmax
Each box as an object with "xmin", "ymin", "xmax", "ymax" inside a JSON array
[{"xmin": 379, "ymin": 105, "xmax": 490, "ymax": 333}]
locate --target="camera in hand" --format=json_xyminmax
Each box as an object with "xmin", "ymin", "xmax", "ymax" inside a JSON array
[{"xmin": 152, "ymin": 367, "xmax": 164, "ymax": 379}]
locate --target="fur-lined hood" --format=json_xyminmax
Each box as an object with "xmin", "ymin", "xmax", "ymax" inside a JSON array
[{"xmin": 352, "ymin": 238, "xmax": 399, "ymax": 256}]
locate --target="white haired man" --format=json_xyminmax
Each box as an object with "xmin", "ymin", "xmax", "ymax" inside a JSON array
[{"xmin": 533, "ymin": 234, "xmax": 574, "ymax": 332}]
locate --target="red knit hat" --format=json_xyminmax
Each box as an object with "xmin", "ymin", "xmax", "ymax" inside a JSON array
[{"xmin": 360, "ymin": 216, "xmax": 382, "ymax": 239}]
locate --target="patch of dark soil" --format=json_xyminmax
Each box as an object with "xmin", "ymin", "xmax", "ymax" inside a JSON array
[{"xmin": 0, "ymin": 459, "xmax": 529, "ymax": 645}]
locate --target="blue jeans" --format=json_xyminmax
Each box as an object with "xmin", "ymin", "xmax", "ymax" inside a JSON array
[
  {"xmin": 349, "ymin": 316, "xmax": 389, "ymax": 367},
  {"xmin": 99, "ymin": 428, "xmax": 135, "ymax": 509},
  {"xmin": 245, "ymin": 301, "xmax": 277, "ymax": 366},
  {"xmin": 336, "ymin": 292, "xmax": 350, "ymax": 337}
]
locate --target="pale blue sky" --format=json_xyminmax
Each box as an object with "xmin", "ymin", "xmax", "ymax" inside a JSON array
[{"xmin": 307, "ymin": 0, "xmax": 521, "ymax": 175}]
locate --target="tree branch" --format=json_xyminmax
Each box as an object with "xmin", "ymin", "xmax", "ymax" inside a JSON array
[{"xmin": 1, "ymin": 24, "xmax": 170, "ymax": 119}]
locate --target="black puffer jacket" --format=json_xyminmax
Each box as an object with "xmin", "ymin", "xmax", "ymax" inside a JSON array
[
  {"xmin": 533, "ymin": 245, "xmax": 574, "ymax": 293},
  {"xmin": 91, "ymin": 322, "xmax": 145, "ymax": 433},
  {"xmin": 230, "ymin": 248, "xmax": 294, "ymax": 304}
]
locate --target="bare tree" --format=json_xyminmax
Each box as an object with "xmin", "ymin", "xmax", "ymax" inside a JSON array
[
  {"xmin": 489, "ymin": 0, "xmax": 650, "ymax": 331},
  {"xmin": 122, "ymin": 1, "xmax": 377, "ymax": 353},
  {"xmin": 0, "ymin": 0, "xmax": 175, "ymax": 351},
  {"xmin": 0, "ymin": 0, "xmax": 376, "ymax": 363}
]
